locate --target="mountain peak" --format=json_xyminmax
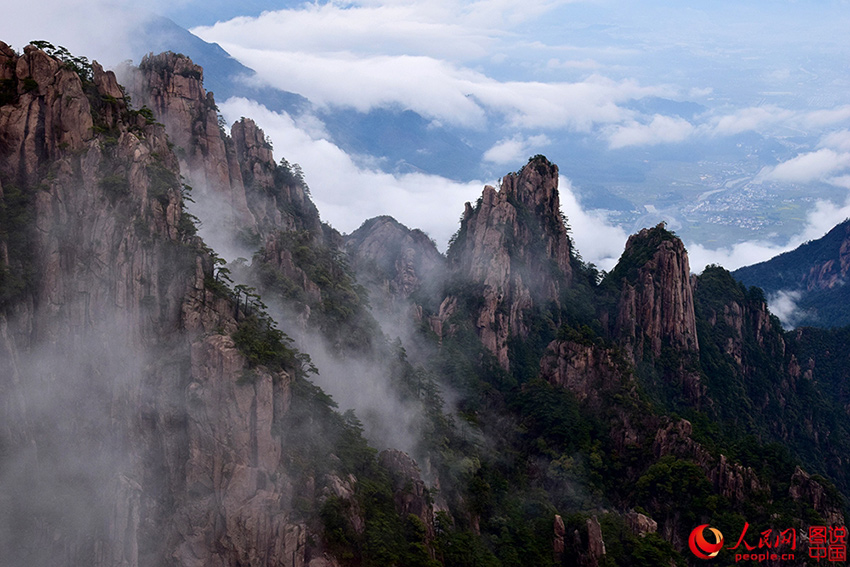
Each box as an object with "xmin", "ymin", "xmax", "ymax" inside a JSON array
[
  {"xmin": 501, "ymin": 154, "xmax": 560, "ymax": 209},
  {"xmin": 445, "ymin": 158, "xmax": 573, "ymax": 369},
  {"xmin": 611, "ymin": 223, "xmax": 699, "ymax": 360}
]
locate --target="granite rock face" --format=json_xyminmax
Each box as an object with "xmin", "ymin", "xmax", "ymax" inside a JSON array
[
  {"xmin": 0, "ymin": 42, "xmax": 312, "ymax": 567},
  {"xmin": 345, "ymin": 215, "xmax": 445, "ymax": 315},
  {"xmin": 124, "ymin": 52, "xmax": 321, "ymax": 244},
  {"xmin": 124, "ymin": 52, "xmax": 254, "ymax": 229},
  {"xmin": 445, "ymin": 156, "xmax": 573, "ymax": 369},
  {"xmin": 613, "ymin": 224, "xmax": 699, "ymax": 361},
  {"xmin": 540, "ymin": 339, "xmax": 625, "ymax": 408}
]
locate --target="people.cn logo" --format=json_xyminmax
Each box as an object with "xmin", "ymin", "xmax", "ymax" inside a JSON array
[{"xmin": 689, "ymin": 524, "xmax": 724, "ymax": 559}]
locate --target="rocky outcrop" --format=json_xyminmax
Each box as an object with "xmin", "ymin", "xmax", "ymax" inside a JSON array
[
  {"xmin": 257, "ymin": 234, "xmax": 323, "ymax": 306},
  {"xmin": 379, "ymin": 449, "xmax": 436, "ymax": 542},
  {"xmin": 696, "ymin": 271, "xmax": 785, "ymax": 374},
  {"xmin": 624, "ymin": 511, "xmax": 657, "ymax": 538},
  {"xmin": 653, "ymin": 420, "xmax": 763, "ymax": 506},
  {"xmin": 789, "ymin": 467, "xmax": 845, "ymax": 526},
  {"xmin": 584, "ymin": 516, "xmax": 607, "ymax": 567},
  {"xmin": 540, "ymin": 338, "xmax": 627, "ymax": 409},
  {"xmin": 123, "ymin": 53, "xmax": 321, "ymax": 245},
  {"xmin": 0, "ymin": 42, "xmax": 314, "ymax": 567},
  {"xmin": 445, "ymin": 156, "xmax": 573, "ymax": 369},
  {"xmin": 554, "ymin": 514, "xmax": 566, "ymax": 559},
  {"xmin": 613, "ymin": 224, "xmax": 698, "ymax": 361},
  {"xmin": 0, "ymin": 44, "xmax": 94, "ymax": 186},
  {"xmin": 345, "ymin": 216, "xmax": 445, "ymax": 314},
  {"xmin": 231, "ymin": 117, "xmax": 322, "ymax": 237},
  {"xmin": 124, "ymin": 52, "xmax": 254, "ymax": 229}
]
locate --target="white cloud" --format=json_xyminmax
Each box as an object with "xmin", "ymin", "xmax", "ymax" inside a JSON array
[
  {"xmin": 709, "ymin": 105, "xmax": 850, "ymax": 138},
  {"xmin": 803, "ymin": 106, "xmax": 850, "ymax": 129},
  {"xmin": 218, "ymin": 48, "xmax": 491, "ymax": 128},
  {"xmin": 767, "ymin": 290, "xmax": 803, "ymax": 329},
  {"xmin": 193, "ymin": 2, "xmax": 676, "ymax": 132},
  {"xmin": 219, "ymin": 97, "xmax": 485, "ymax": 248},
  {"xmin": 192, "ymin": 1, "xmax": 581, "ymax": 61},
  {"xmin": 686, "ymin": 239, "xmax": 795, "ymax": 273},
  {"xmin": 710, "ymin": 105, "xmax": 795, "ymax": 136},
  {"xmin": 208, "ymin": 41, "xmax": 666, "ymax": 131},
  {"xmin": 483, "ymin": 134, "xmax": 551, "ymax": 164},
  {"xmin": 559, "ymin": 177, "xmax": 629, "ymax": 271},
  {"xmin": 607, "ymin": 114, "xmax": 694, "ymax": 149},
  {"xmin": 818, "ymin": 129, "xmax": 850, "ymax": 152},
  {"xmin": 761, "ymin": 148, "xmax": 850, "ymax": 183},
  {"xmin": 192, "ymin": 2, "xmax": 497, "ymax": 61}
]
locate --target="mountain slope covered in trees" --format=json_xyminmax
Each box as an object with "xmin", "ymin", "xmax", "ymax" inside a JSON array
[{"xmin": 733, "ymin": 219, "xmax": 850, "ymax": 328}]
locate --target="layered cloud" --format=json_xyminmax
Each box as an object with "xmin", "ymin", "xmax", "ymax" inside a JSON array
[
  {"xmin": 192, "ymin": 1, "xmax": 584, "ymax": 61},
  {"xmin": 192, "ymin": 2, "xmax": 680, "ymax": 134},
  {"xmin": 608, "ymin": 114, "xmax": 695, "ymax": 149},
  {"xmin": 763, "ymin": 149, "xmax": 850, "ymax": 183},
  {"xmin": 205, "ymin": 41, "xmax": 668, "ymax": 131},
  {"xmin": 758, "ymin": 130, "xmax": 850, "ymax": 185}
]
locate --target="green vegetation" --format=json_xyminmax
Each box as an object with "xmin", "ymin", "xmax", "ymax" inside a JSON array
[
  {"xmin": 254, "ymin": 230, "xmax": 378, "ymax": 351},
  {"xmin": 99, "ymin": 174, "xmax": 130, "ymax": 202},
  {"xmin": 146, "ymin": 162, "xmax": 180, "ymax": 206},
  {"xmin": 692, "ymin": 265, "xmax": 850, "ymax": 498},
  {"xmin": 604, "ymin": 223, "xmax": 676, "ymax": 285},
  {"xmin": 29, "ymin": 40, "xmax": 93, "ymax": 82},
  {"xmin": 232, "ymin": 313, "xmax": 314, "ymax": 378}
]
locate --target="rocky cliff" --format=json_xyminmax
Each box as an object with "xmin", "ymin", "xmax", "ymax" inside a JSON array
[
  {"xmin": 123, "ymin": 52, "xmax": 321, "ymax": 247},
  {"xmin": 444, "ymin": 156, "xmax": 573, "ymax": 369},
  {"xmin": 345, "ymin": 215, "xmax": 445, "ymax": 317},
  {"xmin": 611, "ymin": 223, "xmax": 699, "ymax": 360},
  {"xmin": 122, "ymin": 52, "xmax": 254, "ymax": 230},
  {"xmin": 0, "ymin": 41, "xmax": 328, "ymax": 567}
]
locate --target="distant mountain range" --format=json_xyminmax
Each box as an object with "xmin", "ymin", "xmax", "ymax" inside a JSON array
[{"xmin": 733, "ymin": 219, "xmax": 850, "ymax": 328}]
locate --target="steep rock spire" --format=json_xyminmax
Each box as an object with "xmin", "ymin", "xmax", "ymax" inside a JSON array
[
  {"xmin": 445, "ymin": 156, "xmax": 573, "ymax": 369},
  {"xmin": 611, "ymin": 223, "xmax": 698, "ymax": 361},
  {"xmin": 231, "ymin": 117, "xmax": 322, "ymax": 237}
]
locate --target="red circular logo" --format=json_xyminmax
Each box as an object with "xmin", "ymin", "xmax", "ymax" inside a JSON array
[{"xmin": 689, "ymin": 524, "xmax": 724, "ymax": 559}]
